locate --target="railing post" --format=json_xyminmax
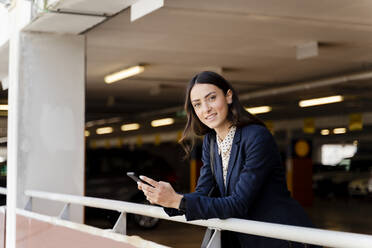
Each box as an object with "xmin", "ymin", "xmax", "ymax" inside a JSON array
[
  {"xmin": 24, "ymin": 197, "xmax": 32, "ymax": 211},
  {"xmin": 201, "ymin": 228, "xmax": 221, "ymax": 248},
  {"xmin": 112, "ymin": 212, "xmax": 127, "ymax": 235},
  {"xmin": 58, "ymin": 203, "xmax": 70, "ymax": 220},
  {"xmin": 201, "ymin": 228, "xmax": 213, "ymax": 248},
  {"xmin": 206, "ymin": 229, "xmax": 221, "ymax": 248}
]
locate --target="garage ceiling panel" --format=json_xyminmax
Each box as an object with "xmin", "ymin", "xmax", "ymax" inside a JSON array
[
  {"xmin": 49, "ymin": 0, "xmax": 138, "ymax": 15},
  {"xmin": 26, "ymin": 13, "xmax": 105, "ymax": 34}
]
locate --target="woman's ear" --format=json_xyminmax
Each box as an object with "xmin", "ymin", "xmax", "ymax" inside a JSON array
[{"xmin": 226, "ymin": 89, "xmax": 233, "ymax": 104}]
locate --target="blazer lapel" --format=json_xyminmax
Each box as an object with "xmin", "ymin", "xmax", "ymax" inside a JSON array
[
  {"xmin": 225, "ymin": 127, "xmax": 241, "ymax": 190},
  {"xmin": 213, "ymin": 140, "xmax": 226, "ymax": 196}
]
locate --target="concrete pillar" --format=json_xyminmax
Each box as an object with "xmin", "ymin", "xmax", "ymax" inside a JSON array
[
  {"xmin": 7, "ymin": 31, "xmax": 85, "ymax": 246},
  {"xmin": 290, "ymin": 138, "xmax": 313, "ymax": 206},
  {"xmin": 285, "ymin": 129, "xmax": 293, "ymax": 193},
  {"xmin": 286, "ymin": 128, "xmax": 313, "ymax": 206}
]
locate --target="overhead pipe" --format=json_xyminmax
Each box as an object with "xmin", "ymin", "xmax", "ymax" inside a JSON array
[{"xmin": 239, "ymin": 70, "xmax": 372, "ymax": 101}]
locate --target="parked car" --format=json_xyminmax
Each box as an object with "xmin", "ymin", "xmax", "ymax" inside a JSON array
[
  {"xmin": 85, "ymin": 148, "xmax": 178, "ymax": 229},
  {"xmin": 368, "ymin": 171, "xmax": 372, "ymax": 196},
  {"xmin": 348, "ymin": 177, "xmax": 369, "ymax": 196},
  {"xmin": 348, "ymin": 168, "xmax": 372, "ymax": 197},
  {"xmin": 313, "ymin": 157, "xmax": 372, "ymax": 197}
]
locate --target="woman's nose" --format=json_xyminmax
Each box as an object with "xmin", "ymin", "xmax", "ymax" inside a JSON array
[{"xmin": 201, "ymin": 102, "xmax": 211, "ymax": 113}]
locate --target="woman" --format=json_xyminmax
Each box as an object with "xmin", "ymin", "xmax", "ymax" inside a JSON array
[{"xmin": 138, "ymin": 71, "xmax": 318, "ymax": 248}]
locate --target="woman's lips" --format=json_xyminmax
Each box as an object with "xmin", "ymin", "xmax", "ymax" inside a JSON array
[{"xmin": 205, "ymin": 113, "xmax": 217, "ymax": 121}]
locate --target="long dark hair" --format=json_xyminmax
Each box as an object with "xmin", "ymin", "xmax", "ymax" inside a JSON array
[{"xmin": 180, "ymin": 71, "xmax": 265, "ymax": 157}]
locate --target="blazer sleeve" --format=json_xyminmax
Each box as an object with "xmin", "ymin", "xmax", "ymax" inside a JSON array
[
  {"xmin": 163, "ymin": 133, "xmax": 215, "ymax": 217},
  {"xmin": 183, "ymin": 127, "xmax": 277, "ymax": 221},
  {"xmin": 163, "ymin": 207, "xmax": 184, "ymax": 216}
]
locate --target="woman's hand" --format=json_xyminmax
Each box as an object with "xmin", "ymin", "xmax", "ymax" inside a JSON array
[{"xmin": 137, "ymin": 175, "xmax": 183, "ymax": 209}]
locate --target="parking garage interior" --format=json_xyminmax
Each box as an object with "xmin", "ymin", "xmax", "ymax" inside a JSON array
[{"xmin": 1, "ymin": 1, "xmax": 372, "ymax": 247}]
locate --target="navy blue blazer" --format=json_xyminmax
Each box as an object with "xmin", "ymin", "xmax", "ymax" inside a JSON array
[{"xmin": 165, "ymin": 124, "xmax": 317, "ymax": 248}]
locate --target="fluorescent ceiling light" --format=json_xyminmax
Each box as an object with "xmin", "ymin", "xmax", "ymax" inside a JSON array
[
  {"xmin": 121, "ymin": 123, "xmax": 140, "ymax": 131},
  {"xmin": 0, "ymin": 1, "xmax": 11, "ymax": 7},
  {"xmin": 85, "ymin": 130, "xmax": 90, "ymax": 137},
  {"xmin": 296, "ymin": 41, "xmax": 318, "ymax": 60},
  {"xmin": 299, "ymin": 95, "xmax": 343, "ymax": 107},
  {"xmin": 333, "ymin": 128, "xmax": 346, "ymax": 134},
  {"xmin": 104, "ymin": 65, "xmax": 145, "ymax": 84},
  {"xmin": 245, "ymin": 106, "xmax": 272, "ymax": 114},
  {"xmin": 151, "ymin": 118, "xmax": 174, "ymax": 127},
  {"xmin": 96, "ymin": 127, "xmax": 113, "ymax": 135},
  {"xmin": 0, "ymin": 104, "xmax": 8, "ymax": 111},
  {"xmin": 320, "ymin": 129, "xmax": 330, "ymax": 136}
]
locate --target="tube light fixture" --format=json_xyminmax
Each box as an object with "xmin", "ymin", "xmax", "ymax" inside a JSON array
[
  {"xmin": 96, "ymin": 127, "xmax": 113, "ymax": 135},
  {"xmin": 104, "ymin": 65, "xmax": 145, "ymax": 84},
  {"xmin": 121, "ymin": 123, "xmax": 140, "ymax": 131},
  {"xmin": 151, "ymin": 118, "xmax": 174, "ymax": 127},
  {"xmin": 245, "ymin": 106, "xmax": 272, "ymax": 115},
  {"xmin": 0, "ymin": 104, "xmax": 8, "ymax": 111},
  {"xmin": 299, "ymin": 95, "xmax": 343, "ymax": 107},
  {"xmin": 0, "ymin": 0, "xmax": 11, "ymax": 8},
  {"xmin": 320, "ymin": 129, "xmax": 330, "ymax": 135},
  {"xmin": 333, "ymin": 128, "xmax": 346, "ymax": 134}
]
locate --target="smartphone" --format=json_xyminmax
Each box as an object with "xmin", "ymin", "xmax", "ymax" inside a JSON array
[{"xmin": 127, "ymin": 172, "xmax": 154, "ymax": 187}]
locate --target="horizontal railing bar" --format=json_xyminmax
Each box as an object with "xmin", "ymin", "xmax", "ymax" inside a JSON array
[
  {"xmin": 24, "ymin": 189, "xmax": 372, "ymax": 248},
  {"xmin": 0, "ymin": 187, "xmax": 7, "ymax": 195}
]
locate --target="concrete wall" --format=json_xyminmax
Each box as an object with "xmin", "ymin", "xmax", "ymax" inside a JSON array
[{"xmin": 16, "ymin": 32, "xmax": 85, "ymax": 222}]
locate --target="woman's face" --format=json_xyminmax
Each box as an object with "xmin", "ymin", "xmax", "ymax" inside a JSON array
[{"xmin": 190, "ymin": 83, "xmax": 232, "ymax": 132}]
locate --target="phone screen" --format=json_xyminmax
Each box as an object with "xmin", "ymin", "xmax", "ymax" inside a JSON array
[{"xmin": 127, "ymin": 172, "xmax": 154, "ymax": 187}]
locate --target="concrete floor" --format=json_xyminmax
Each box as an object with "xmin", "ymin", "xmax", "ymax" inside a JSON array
[
  {"xmin": 125, "ymin": 196, "xmax": 372, "ymax": 248},
  {"xmin": 305, "ymin": 196, "xmax": 372, "ymax": 235},
  {"xmin": 127, "ymin": 221, "xmax": 204, "ymax": 248}
]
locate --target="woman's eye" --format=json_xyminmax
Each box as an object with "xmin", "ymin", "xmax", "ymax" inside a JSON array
[
  {"xmin": 193, "ymin": 103, "xmax": 200, "ymax": 108},
  {"xmin": 209, "ymin": 95, "xmax": 216, "ymax": 101}
]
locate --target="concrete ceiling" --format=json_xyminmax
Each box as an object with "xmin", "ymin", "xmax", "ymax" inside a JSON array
[
  {"xmin": 1, "ymin": 0, "xmax": 372, "ymax": 135},
  {"xmin": 84, "ymin": 0, "xmax": 372, "ymax": 126}
]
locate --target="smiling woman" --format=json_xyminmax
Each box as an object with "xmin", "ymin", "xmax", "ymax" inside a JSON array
[{"xmin": 138, "ymin": 71, "xmax": 321, "ymax": 248}]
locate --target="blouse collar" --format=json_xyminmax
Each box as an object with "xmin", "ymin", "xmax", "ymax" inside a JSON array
[{"xmin": 216, "ymin": 126, "xmax": 236, "ymax": 155}]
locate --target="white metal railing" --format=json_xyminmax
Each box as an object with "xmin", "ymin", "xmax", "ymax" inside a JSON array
[{"xmin": 22, "ymin": 189, "xmax": 372, "ymax": 248}]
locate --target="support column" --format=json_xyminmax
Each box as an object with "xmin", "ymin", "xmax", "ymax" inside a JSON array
[
  {"xmin": 7, "ymin": 31, "xmax": 85, "ymax": 246},
  {"xmin": 286, "ymin": 130, "xmax": 313, "ymax": 206},
  {"xmin": 285, "ymin": 129, "xmax": 293, "ymax": 194}
]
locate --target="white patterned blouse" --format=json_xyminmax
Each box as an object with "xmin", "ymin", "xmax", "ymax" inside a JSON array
[{"xmin": 216, "ymin": 125, "xmax": 237, "ymax": 186}]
